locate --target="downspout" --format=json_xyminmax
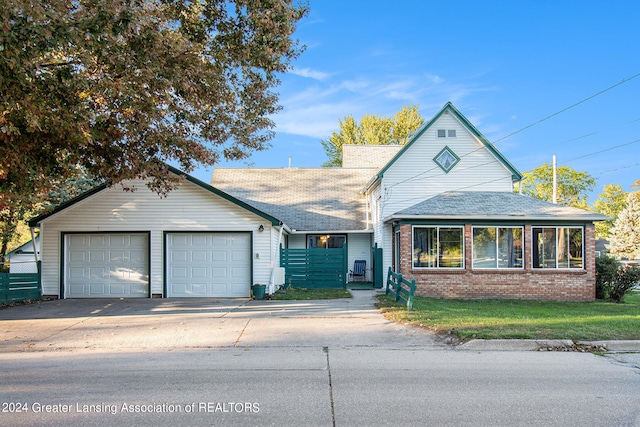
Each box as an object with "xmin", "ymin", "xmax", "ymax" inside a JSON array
[{"xmin": 268, "ymin": 222, "xmax": 285, "ymax": 295}]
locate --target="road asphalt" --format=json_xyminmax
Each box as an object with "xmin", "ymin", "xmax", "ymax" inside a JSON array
[
  {"xmin": 1, "ymin": 289, "xmax": 639, "ymax": 354},
  {"xmin": 0, "ymin": 290, "xmax": 639, "ymax": 426}
]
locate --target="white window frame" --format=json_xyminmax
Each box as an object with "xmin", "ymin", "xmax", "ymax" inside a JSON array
[
  {"xmin": 472, "ymin": 226, "xmax": 524, "ymax": 270},
  {"xmin": 532, "ymin": 226, "xmax": 584, "ymax": 270},
  {"xmin": 412, "ymin": 225, "xmax": 465, "ymax": 269}
]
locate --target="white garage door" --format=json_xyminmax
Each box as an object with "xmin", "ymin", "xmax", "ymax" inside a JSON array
[
  {"xmin": 65, "ymin": 233, "xmax": 149, "ymax": 298},
  {"xmin": 167, "ymin": 233, "xmax": 251, "ymax": 297}
]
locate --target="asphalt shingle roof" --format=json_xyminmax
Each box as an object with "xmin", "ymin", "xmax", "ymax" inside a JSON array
[
  {"xmin": 342, "ymin": 145, "xmax": 402, "ymax": 169},
  {"xmin": 211, "ymin": 168, "xmax": 375, "ymax": 231},
  {"xmin": 393, "ymin": 191, "xmax": 609, "ymax": 221}
]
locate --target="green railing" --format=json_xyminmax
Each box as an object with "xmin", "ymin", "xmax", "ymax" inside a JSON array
[
  {"xmin": 385, "ymin": 267, "xmax": 416, "ymax": 311},
  {"xmin": 280, "ymin": 243, "xmax": 347, "ymax": 288},
  {"xmin": 0, "ymin": 270, "xmax": 42, "ymax": 304}
]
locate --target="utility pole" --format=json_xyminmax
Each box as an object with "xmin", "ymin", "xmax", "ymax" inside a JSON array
[{"xmin": 552, "ymin": 155, "xmax": 557, "ymax": 204}]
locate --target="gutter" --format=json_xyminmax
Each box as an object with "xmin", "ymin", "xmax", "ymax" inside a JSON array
[{"xmin": 383, "ymin": 214, "xmax": 611, "ymax": 223}]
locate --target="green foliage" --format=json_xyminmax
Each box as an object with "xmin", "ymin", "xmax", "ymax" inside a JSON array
[
  {"xmin": 321, "ymin": 105, "xmax": 424, "ymax": 167},
  {"xmin": 1, "ymin": 0, "xmax": 307, "ymax": 202},
  {"xmin": 608, "ymin": 265, "xmax": 640, "ymax": 303},
  {"xmin": 516, "ymin": 163, "xmax": 595, "ymax": 208},
  {"xmin": 593, "ymin": 184, "xmax": 628, "ymax": 239},
  {"xmin": 595, "ymin": 255, "xmax": 640, "ymax": 303},
  {"xmin": 595, "ymin": 255, "xmax": 621, "ymax": 300},
  {"xmin": 607, "ymin": 191, "xmax": 640, "ymax": 260}
]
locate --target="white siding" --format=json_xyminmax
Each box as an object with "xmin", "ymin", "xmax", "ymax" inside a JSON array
[
  {"xmin": 37, "ymin": 179, "xmax": 272, "ymax": 297},
  {"xmin": 380, "ymin": 111, "xmax": 514, "ymax": 219},
  {"xmin": 347, "ymin": 234, "xmax": 372, "ymax": 282}
]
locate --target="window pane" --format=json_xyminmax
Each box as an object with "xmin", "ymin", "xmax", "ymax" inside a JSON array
[
  {"xmin": 557, "ymin": 228, "xmax": 569, "ymax": 268},
  {"xmin": 569, "ymin": 228, "xmax": 583, "ymax": 268},
  {"xmin": 439, "ymin": 227, "xmax": 463, "ymax": 268},
  {"xmin": 326, "ymin": 236, "xmax": 345, "ymax": 248},
  {"xmin": 473, "ymin": 228, "xmax": 496, "ymax": 268},
  {"xmin": 498, "ymin": 228, "xmax": 523, "ymax": 268},
  {"xmin": 533, "ymin": 228, "xmax": 556, "ymax": 268},
  {"xmin": 413, "ymin": 227, "xmax": 437, "ymax": 268},
  {"xmin": 307, "ymin": 235, "xmax": 345, "ymax": 249}
]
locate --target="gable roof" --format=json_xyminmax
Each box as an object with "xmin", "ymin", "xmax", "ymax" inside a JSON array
[
  {"xmin": 5, "ymin": 236, "xmax": 39, "ymax": 258},
  {"xmin": 364, "ymin": 102, "xmax": 522, "ymax": 191},
  {"xmin": 387, "ymin": 191, "xmax": 609, "ymax": 222},
  {"xmin": 211, "ymin": 168, "xmax": 374, "ymax": 232},
  {"xmin": 28, "ymin": 165, "xmax": 283, "ymax": 227}
]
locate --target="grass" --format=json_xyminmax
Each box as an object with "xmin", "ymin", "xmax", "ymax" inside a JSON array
[
  {"xmin": 376, "ymin": 291, "xmax": 640, "ymax": 341},
  {"xmin": 272, "ymin": 287, "xmax": 352, "ymax": 300}
]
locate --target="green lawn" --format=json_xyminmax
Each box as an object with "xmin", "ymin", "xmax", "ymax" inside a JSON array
[
  {"xmin": 376, "ymin": 291, "xmax": 640, "ymax": 341},
  {"xmin": 273, "ymin": 287, "xmax": 352, "ymax": 300}
]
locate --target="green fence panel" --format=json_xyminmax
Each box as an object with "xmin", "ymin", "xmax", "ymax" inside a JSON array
[
  {"xmin": 372, "ymin": 244, "xmax": 383, "ymax": 289},
  {"xmin": 0, "ymin": 272, "xmax": 42, "ymax": 303},
  {"xmin": 280, "ymin": 244, "xmax": 347, "ymax": 288}
]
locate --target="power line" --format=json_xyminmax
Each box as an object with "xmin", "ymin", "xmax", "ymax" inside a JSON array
[
  {"xmin": 491, "ymin": 71, "xmax": 640, "ymax": 145},
  {"xmin": 593, "ymin": 162, "xmax": 640, "ymax": 178},
  {"xmin": 565, "ymin": 138, "xmax": 640, "ymax": 162}
]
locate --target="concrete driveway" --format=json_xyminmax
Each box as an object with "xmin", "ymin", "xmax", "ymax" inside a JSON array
[{"xmin": 0, "ymin": 290, "xmax": 442, "ymax": 352}]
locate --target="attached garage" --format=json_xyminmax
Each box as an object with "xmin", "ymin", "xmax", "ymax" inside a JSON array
[
  {"xmin": 28, "ymin": 167, "xmax": 283, "ymax": 299},
  {"xmin": 64, "ymin": 233, "xmax": 150, "ymax": 298},
  {"xmin": 166, "ymin": 232, "xmax": 251, "ymax": 297}
]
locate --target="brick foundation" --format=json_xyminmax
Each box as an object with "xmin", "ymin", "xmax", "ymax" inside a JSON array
[{"xmin": 397, "ymin": 224, "xmax": 596, "ymax": 302}]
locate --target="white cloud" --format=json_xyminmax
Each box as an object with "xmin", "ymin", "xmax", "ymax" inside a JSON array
[
  {"xmin": 273, "ymin": 69, "xmax": 496, "ymax": 139},
  {"xmin": 290, "ymin": 67, "xmax": 331, "ymax": 80}
]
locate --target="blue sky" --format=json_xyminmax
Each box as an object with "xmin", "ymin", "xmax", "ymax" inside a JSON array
[{"xmin": 194, "ymin": 0, "xmax": 640, "ymax": 201}]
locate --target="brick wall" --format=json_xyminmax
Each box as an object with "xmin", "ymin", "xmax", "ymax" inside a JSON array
[{"xmin": 398, "ymin": 224, "xmax": 596, "ymax": 302}]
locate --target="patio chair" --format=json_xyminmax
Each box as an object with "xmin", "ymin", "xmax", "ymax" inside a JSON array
[{"xmin": 349, "ymin": 260, "xmax": 366, "ymax": 283}]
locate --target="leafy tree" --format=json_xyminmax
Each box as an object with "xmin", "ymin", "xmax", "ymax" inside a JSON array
[
  {"xmin": 516, "ymin": 163, "xmax": 595, "ymax": 209},
  {"xmin": 1, "ymin": 167, "xmax": 100, "ymax": 262},
  {"xmin": 593, "ymin": 184, "xmax": 628, "ymax": 239},
  {"xmin": 321, "ymin": 105, "xmax": 424, "ymax": 167},
  {"xmin": 608, "ymin": 191, "xmax": 640, "ymax": 260},
  {"xmin": 1, "ymin": 0, "xmax": 307, "ymax": 199}
]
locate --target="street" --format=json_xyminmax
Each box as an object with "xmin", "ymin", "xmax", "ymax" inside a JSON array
[{"xmin": 1, "ymin": 292, "xmax": 639, "ymax": 426}]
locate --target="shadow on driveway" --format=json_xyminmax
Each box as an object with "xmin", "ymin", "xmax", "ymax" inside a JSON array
[{"xmin": 0, "ymin": 290, "xmax": 442, "ymax": 352}]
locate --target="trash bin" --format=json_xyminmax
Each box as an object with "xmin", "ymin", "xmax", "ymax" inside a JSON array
[{"xmin": 252, "ymin": 284, "xmax": 266, "ymax": 300}]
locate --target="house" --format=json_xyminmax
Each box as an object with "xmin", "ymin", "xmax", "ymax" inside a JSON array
[
  {"xmin": 27, "ymin": 102, "xmax": 607, "ymax": 301},
  {"xmin": 5, "ymin": 237, "xmax": 40, "ymax": 273}
]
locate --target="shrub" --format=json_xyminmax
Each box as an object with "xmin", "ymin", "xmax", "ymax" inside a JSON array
[
  {"xmin": 608, "ymin": 265, "xmax": 640, "ymax": 303},
  {"xmin": 596, "ymin": 255, "xmax": 640, "ymax": 302},
  {"xmin": 595, "ymin": 256, "xmax": 620, "ymax": 300}
]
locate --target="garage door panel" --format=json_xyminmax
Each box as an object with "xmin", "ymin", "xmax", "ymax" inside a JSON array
[
  {"xmin": 167, "ymin": 233, "xmax": 250, "ymax": 298},
  {"xmin": 65, "ymin": 233, "xmax": 149, "ymax": 298},
  {"xmin": 89, "ymin": 251, "xmax": 106, "ymax": 262},
  {"xmin": 211, "ymin": 250, "xmax": 227, "ymax": 262},
  {"xmin": 192, "ymin": 250, "xmax": 208, "ymax": 262}
]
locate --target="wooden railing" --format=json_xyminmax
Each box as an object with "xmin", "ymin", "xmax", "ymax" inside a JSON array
[{"xmin": 385, "ymin": 267, "xmax": 416, "ymax": 311}]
